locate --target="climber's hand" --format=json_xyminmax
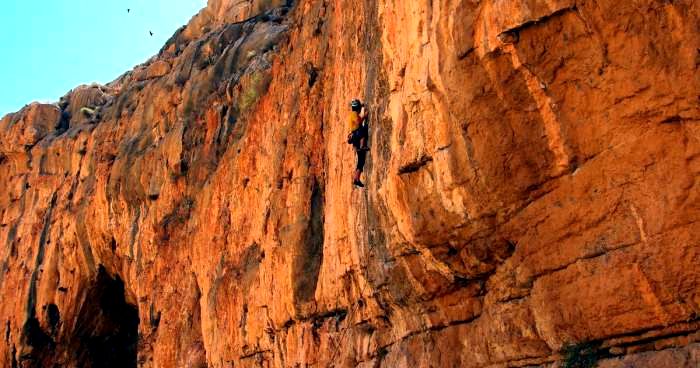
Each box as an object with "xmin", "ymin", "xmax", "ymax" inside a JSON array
[{"xmin": 360, "ymin": 105, "xmax": 368, "ymax": 118}]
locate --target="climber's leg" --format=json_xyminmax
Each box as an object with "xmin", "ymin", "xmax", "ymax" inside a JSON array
[
  {"xmin": 359, "ymin": 124, "xmax": 369, "ymax": 151},
  {"xmin": 359, "ymin": 137, "xmax": 369, "ymax": 151},
  {"xmin": 353, "ymin": 149, "xmax": 367, "ymax": 188}
]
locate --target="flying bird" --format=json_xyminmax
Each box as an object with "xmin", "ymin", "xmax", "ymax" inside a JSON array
[
  {"xmin": 127, "ymin": 8, "xmax": 130, "ymax": 13},
  {"xmin": 149, "ymin": 31, "xmax": 154, "ymax": 36}
]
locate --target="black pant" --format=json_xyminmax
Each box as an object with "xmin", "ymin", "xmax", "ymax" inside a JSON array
[
  {"xmin": 356, "ymin": 149, "xmax": 367, "ymax": 172},
  {"xmin": 351, "ymin": 125, "xmax": 368, "ymax": 172}
]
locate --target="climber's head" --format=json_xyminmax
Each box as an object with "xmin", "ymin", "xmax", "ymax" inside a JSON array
[{"xmin": 350, "ymin": 99, "xmax": 362, "ymax": 112}]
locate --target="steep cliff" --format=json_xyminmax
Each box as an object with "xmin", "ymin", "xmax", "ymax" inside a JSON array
[{"xmin": 1, "ymin": 0, "xmax": 699, "ymax": 367}]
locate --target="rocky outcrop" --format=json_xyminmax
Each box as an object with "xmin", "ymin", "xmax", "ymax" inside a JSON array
[{"xmin": 1, "ymin": 0, "xmax": 699, "ymax": 367}]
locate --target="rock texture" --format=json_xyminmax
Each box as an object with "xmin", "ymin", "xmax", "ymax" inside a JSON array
[{"xmin": 1, "ymin": 0, "xmax": 699, "ymax": 367}]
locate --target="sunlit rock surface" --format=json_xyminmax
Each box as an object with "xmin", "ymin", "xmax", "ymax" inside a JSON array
[{"xmin": 1, "ymin": 0, "xmax": 699, "ymax": 367}]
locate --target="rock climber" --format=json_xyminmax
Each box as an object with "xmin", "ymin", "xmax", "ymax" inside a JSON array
[{"xmin": 347, "ymin": 99, "xmax": 369, "ymax": 188}]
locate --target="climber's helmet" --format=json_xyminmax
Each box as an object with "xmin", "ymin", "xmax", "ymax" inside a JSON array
[{"xmin": 350, "ymin": 99, "xmax": 362, "ymax": 111}]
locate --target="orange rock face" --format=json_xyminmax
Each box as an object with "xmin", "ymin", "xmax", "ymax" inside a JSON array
[{"xmin": 1, "ymin": 0, "xmax": 699, "ymax": 367}]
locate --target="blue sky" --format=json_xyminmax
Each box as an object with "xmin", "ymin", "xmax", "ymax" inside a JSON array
[{"xmin": 0, "ymin": 0, "xmax": 206, "ymax": 117}]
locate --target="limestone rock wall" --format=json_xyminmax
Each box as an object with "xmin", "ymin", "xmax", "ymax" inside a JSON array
[{"xmin": 1, "ymin": 1, "xmax": 699, "ymax": 367}]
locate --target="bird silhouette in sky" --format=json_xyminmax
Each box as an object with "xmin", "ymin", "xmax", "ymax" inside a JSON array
[
  {"xmin": 127, "ymin": 8, "xmax": 130, "ymax": 13},
  {"xmin": 149, "ymin": 31, "xmax": 154, "ymax": 36}
]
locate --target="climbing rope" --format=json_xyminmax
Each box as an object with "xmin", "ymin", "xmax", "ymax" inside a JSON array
[
  {"xmin": 327, "ymin": 149, "xmax": 377, "ymax": 366},
  {"xmin": 326, "ymin": 273, "xmax": 371, "ymax": 367}
]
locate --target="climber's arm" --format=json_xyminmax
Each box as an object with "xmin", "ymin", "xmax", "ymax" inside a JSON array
[{"xmin": 359, "ymin": 105, "xmax": 368, "ymax": 121}]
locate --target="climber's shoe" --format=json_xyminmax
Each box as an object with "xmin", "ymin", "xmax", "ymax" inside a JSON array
[{"xmin": 353, "ymin": 179, "xmax": 365, "ymax": 188}]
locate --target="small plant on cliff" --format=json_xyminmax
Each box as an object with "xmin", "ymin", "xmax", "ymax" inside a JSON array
[
  {"xmin": 238, "ymin": 71, "xmax": 270, "ymax": 113},
  {"xmin": 562, "ymin": 341, "xmax": 602, "ymax": 368}
]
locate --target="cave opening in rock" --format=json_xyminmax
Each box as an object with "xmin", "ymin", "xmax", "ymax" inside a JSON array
[{"xmin": 74, "ymin": 266, "xmax": 139, "ymax": 368}]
